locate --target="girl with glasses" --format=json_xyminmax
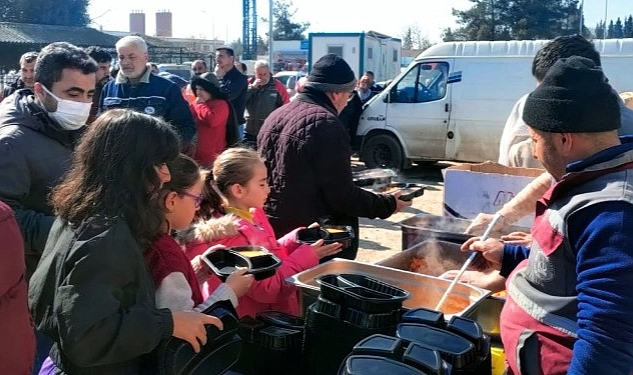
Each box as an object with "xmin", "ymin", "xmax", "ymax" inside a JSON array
[
  {"xmin": 145, "ymin": 153, "xmax": 253, "ymax": 312},
  {"xmin": 183, "ymin": 147, "xmax": 343, "ymax": 318}
]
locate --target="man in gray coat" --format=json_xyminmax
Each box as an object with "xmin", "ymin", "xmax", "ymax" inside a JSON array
[{"xmin": 0, "ymin": 43, "xmax": 97, "ymax": 281}]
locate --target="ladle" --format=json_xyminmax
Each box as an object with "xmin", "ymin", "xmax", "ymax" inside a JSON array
[{"xmin": 434, "ymin": 213, "xmax": 503, "ymax": 311}]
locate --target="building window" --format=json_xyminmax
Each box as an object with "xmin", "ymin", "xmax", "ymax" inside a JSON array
[
  {"xmin": 393, "ymin": 49, "xmax": 398, "ymax": 62},
  {"xmin": 367, "ymin": 47, "xmax": 373, "ymax": 59},
  {"xmin": 328, "ymin": 46, "xmax": 343, "ymax": 57}
]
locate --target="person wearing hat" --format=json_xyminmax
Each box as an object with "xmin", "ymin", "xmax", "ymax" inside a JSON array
[
  {"xmin": 461, "ymin": 56, "xmax": 633, "ymax": 375},
  {"xmin": 189, "ymin": 72, "xmax": 239, "ymax": 167},
  {"xmin": 257, "ymin": 53, "xmax": 411, "ymax": 261}
]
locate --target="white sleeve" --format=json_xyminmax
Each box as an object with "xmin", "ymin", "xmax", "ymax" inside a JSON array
[
  {"xmin": 155, "ymin": 272, "xmax": 196, "ymax": 311},
  {"xmin": 193, "ymin": 283, "xmax": 239, "ymax": 312},
  {"xmin": 498, "ymin": 94, "xmax": 530, "ymax": 165}
]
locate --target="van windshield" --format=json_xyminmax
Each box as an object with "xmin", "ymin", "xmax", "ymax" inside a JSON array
[{"xmin": 391, "ymin": 62, "xmax": 449, "ymax": 103}]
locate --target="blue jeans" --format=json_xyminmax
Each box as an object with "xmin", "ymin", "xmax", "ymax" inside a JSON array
[{"xmin": 237, "ymin": 123, "xmax": 245, "ymax": 141}]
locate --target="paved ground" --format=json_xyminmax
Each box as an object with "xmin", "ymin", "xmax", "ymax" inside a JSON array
[{"xmin": 353, "ymin": 161, "xmax": 453, "ymax": 264}]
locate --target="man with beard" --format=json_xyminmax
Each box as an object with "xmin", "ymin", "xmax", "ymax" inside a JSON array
[
  {"xmin": 0, "ymin": 42, "xmax": 97, "ymax": 374},
  {"xmin": 99, "ymin": 36, "xmax": 196, "ymax": 151},
  {"xmin": 462, "ymin": 56, "xmax": 633, "ymax": 375},
  {"xmin": 85, "ymin": 46, "xmax": 112, "ymax": 124},
  {"xmin": 214, "ymin": 47, "xmax": 247, "ymax": 140},
  {"xmin": 2, "ymin": 51, "xmax": 38, "ymax": 100}
]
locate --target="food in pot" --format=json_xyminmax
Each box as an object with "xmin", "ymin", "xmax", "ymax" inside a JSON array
[{"xmin": 409, "ymin": 257, "xmax": 429, "ymax": 274}]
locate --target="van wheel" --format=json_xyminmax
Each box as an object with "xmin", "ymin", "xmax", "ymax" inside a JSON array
[{"xmin": 361, "ymin": 134, "xmax": 404, "ymax": 170}]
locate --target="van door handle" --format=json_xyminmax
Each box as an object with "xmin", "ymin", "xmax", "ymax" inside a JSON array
[{"xmin": 445, "ymin": 103, "xmax": 450, "ymax": 112}]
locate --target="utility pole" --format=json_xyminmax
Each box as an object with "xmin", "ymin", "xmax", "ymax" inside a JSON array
[
  {"xmin": 579, "ymin": 0, "xmax": 584, "ymax": 34},
  {"xmin": 268, "ymin": 0, "xmax": 274, "ymax": 68},
  {"xmin": 604, "ymin": 0, "xmax": 609, "ymax": 39}
]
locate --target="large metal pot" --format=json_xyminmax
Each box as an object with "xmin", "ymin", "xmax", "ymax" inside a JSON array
[{"xmin": 286, "ymin": 258, "xmax": 491, "ymax": 318}]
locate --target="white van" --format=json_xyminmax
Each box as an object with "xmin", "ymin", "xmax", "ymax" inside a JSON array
[{"xmin": 356, "ymin": 38, "xmax": 633, "ymax": 169}]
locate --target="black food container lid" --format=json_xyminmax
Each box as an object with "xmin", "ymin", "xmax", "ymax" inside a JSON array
[
  {"xmin": 396, "ymin": 323, "xmax": 478, "ymax": 370},
  {"xmin": 256, "ymin": 310, "xmax": 305, "ymax": 331},
  {"xmin": 446, "ymin": 316, "xmax": 488, "ymax": 355},
  {"xmin": 351, "ymin": 334, "xmax": 403, "ymax": 359},
  {"xmin": 402, "ymin": 342, "xmax": 445, "ymax": 375},
  {"xmin": 401, "ymin": 308, "xmax": 445, "ymax": 328},
  {"xmin": 339, "ymin": 355, "xmax": 425, "ymax": 375}
]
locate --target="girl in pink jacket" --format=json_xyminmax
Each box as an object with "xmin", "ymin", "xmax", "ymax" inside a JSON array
[{"xmin": 184, "ymin": 147, "xmax": 342, "ymax": 318}]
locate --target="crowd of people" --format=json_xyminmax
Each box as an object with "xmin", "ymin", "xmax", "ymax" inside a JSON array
[
  {"xmin": 0, "ymin": 36, "xmax": 407, "ymax": 375},
  {"xmin": 3, "ymin": 31, "xmax": 633, "ymax": 375}
]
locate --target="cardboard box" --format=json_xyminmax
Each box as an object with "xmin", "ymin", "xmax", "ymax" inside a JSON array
[{"xmin": 442, "ymin": 162, "xmax": 545, "ymax": 227}]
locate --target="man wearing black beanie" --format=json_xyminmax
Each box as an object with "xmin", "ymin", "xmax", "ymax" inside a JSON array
[
  {"xmin": 462, "ymin": 56, "xmax": 633, "ymax": 375},
  {"xmin": 258, "ymin": 54, "xmax": 410, "ymax": 261}
]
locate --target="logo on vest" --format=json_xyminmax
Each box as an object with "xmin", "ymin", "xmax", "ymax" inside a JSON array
[
  {"xmin": 144, "ymin": 106, "xmax": 156, "ymax": 115},
  {"xmin": 525, "ymin": 247, "xmax": 554, "ymax": 283}
]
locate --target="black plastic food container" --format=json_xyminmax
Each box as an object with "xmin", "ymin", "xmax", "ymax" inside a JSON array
[
  {"xmin": 296, "ymin": 225, "xmax": 355, "ymax": 249},
  {"xmin": 228, "ymin": 246, "xmax": 282, "ymax": 281},
  {"xmin": 202, "ymin": 250, "xmax": 251, "ymax": 282}
]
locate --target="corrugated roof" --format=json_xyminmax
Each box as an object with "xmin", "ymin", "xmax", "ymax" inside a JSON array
[{"xmin": 0, "ymin": 22, "xmax": 119, "ymax": 46}]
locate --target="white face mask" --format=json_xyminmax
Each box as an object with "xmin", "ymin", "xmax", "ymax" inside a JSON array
[{"xmin": 40, "ymin": 85, "xmax": 91, "ymax": 130}]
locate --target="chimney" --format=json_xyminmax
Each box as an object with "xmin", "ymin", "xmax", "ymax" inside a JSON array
[
  {"xmin": 129, "ymin": 10, "xmax": 146, "ymax": 35},
  {"xmin": 156, "ymin": 10, "xmax": 173, "ymax": 37}
]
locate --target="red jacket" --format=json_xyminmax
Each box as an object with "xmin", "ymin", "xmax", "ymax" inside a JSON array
[
  {"xmin": 184, "ymin": 208, "xmax": 318, "ymax": 318},
  {"xmin": 189, "ymin": 98, "xmax": 229, "ymax": 168},
  {"xmin": 0, "ymin": 200, "xmax": 35, "ymax": 374}
]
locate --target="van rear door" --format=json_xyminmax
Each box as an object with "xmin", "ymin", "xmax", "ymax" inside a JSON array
[{"xmin": 385, "ymin": 60, "xmax": 453, "ymax": 160}]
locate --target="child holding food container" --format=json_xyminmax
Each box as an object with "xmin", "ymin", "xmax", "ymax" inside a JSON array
[
  {"xmin": 184, "ymin": 147, "xmax": 342, "ymax": 318},
  {"xmin": 145, "ymin": 153, "xmax": 254, "ymax": 312}
]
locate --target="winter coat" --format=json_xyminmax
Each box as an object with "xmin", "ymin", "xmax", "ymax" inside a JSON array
[
  {"xmin": 1, "ymin": 77, "xmax": 28, "ymax": 100},
  {"xmin": 0, "ymin": 200, "xmax": 35, "ymax": 375},
  {"xmin": 244, "ymin": 76, "xmax": 289, "ymax": 137},
  {"xmin": 189, "ymin": 98, "xmax": 229, "ymax": 168},
  {"xmin": 220, "ymin": 66, "xmax": 248, "ymax": 124},
  {"xmin": 185, "ymin": 208, "xmax": 319, "ymax": 318},
  {"xmin": 257, "ymin": 87, "xmax": 396, "ymax": 260},
  {"xmin": 0, "ymin": 90, "xmax": 81, "ymax": 280},
  {"xmin": 99, "ymin": 66, "xmax": 196, "ymax": 147},
  {"xmin": 28, "ymin": 216, "xmax": 173, "ymax": 375}
]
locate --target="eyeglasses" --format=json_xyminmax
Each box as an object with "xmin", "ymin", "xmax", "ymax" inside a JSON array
[{"xmin": 182, "ymin": 191, "xmax": 204, "ymax": 208}]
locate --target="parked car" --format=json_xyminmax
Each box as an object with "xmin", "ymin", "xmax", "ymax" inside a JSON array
[
  {"xmin": 273, "ymin": 71, "xmax": 306, "ymax": 97},
  {"xmin": 158, "ymin": 64, "xmax": 191, "ymax": 81}
]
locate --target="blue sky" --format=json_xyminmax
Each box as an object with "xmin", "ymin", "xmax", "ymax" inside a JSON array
[{"xmin": 88, "ymin": 0, "xmax": 631, "ymax": 43}]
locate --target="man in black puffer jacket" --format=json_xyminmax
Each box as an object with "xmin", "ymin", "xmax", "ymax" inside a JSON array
[{"xmin": 258, "ymin": 54, "xmax": 411, "ymax": 261}]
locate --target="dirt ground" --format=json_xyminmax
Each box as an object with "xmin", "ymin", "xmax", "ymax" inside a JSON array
[{"xmin": 353, "ymin": 162, "xmax": 452, "ymax": 264}]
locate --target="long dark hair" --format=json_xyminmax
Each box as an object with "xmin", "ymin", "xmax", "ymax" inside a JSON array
[{"xmin": 51, "ymin": 109, "xmax": 180, "ymax": 248}]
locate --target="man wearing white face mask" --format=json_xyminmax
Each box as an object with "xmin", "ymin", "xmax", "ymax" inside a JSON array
[{"xmin": 0, "ymin": 42, "xmax": 97, "ymax": 281}]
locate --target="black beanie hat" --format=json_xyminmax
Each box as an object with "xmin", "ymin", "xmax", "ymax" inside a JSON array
[
  {"xmin": 522, "ymin": 56, "xmax": 620, "ymax": 133},
  {"xmin": 304, "ymin": 53, "xmax": 357, "ymax": 92}
]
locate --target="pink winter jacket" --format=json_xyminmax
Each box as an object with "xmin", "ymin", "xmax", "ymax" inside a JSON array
[{"xmin": 184, "ymin": 208, "xmax": 318, "ymax": 318}]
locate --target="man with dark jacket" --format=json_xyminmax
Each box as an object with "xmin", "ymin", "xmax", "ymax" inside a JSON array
[
  {"xmin": 244, "ymin": 60, "xmax": 289, "ymax": 147},
  {"xmin": 214, "ymin": 46, "xmax": 248, "ymax": 139},
  {"xmin": 0, "ymin": 200, "xmax": 35, "ymax": 375},
  {"xmin": 99, "ymin": 36, "xmax": 196, "ymax": 150},
  {"xmin": 0, "ymin": 41, "xmax": 97, "ymax": 374},
  {"xmin": 258, "ymin": 54, "xmax": 411, "ymax": 260},
  {"xmin": 85, "ymin": 46, "xmax": 111, "ymax": 124},
  {"xmin": 1, "ymin": 51, "xmax": 38, "ymax": 100}
]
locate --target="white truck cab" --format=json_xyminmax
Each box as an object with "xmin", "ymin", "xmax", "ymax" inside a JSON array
[{"xmin": 357, "ymin": 38, "xmax": 633, "ymax": 169}]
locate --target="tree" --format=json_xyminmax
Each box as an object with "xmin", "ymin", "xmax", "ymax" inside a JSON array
[
  {"xmin": 625, "ymin": 16, "xmax": 633, "ymax": 38},
  {"xmin": 613, "ymin": 17, "xmax": 624, "ymax": 38},
  {"xmin": 607, "ymin": 20, "xmax": 615, "ymax": 38},
  {"xmin": 257, "ymin": 36, "xmax": 268, "ymax": 56},
  {"xmin": 447, "ymin": 0, "xmax": 581, "ymax": 41},
  {"xmin": 272, "ymin": 0, "xmax": 310, "ymax": 41},
  {"xmin": 1, "ymin": 0, "xmax": 90, "ymax": 26},
  {"xmin": 402, "ymin": 28, "xmax": 413, "ymax": 50},
  {"xmin": 595, "ymin": 21, "xmax": 606, "ymax": 39}
]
